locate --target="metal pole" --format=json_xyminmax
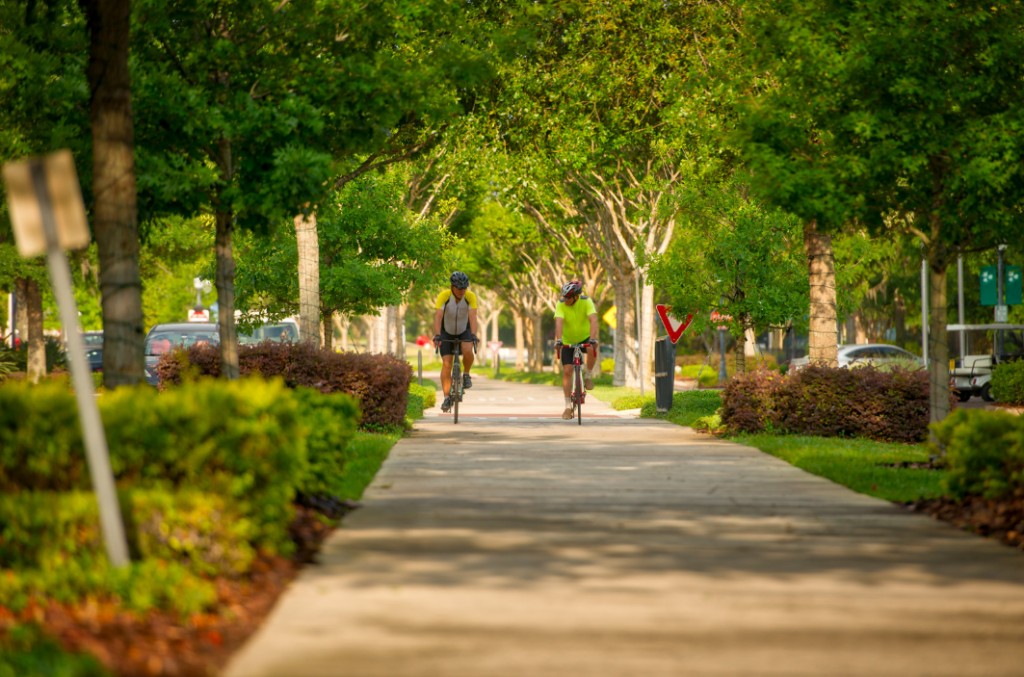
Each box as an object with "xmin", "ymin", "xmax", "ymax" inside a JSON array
[
  {"xmin": 957, "ymin": 255, "xmax": 966, "ymax": 359},
  {"xmin": 30, "ymin": 162, "xmax": 129, "ymax": 567},
  {"xmin": 635, "ymin": 270, "xmax": 643, "ymax": 396},
  {"xmin": 997, "ymin": 244, "xmax": 1006, "ymax": 357},
  {"xmin": 718, "ymin": 327, "xmax": 727, "ymax": 382},
  {"xmin": 921, "ymin": 251, "xmax": 929, "ymax": 367},
  {"xmin": 417, "ymin": 349, "xmax": 422, "ymax": 387}
]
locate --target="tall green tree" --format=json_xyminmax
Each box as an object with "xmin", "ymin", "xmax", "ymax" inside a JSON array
[
  {"xmin": 80, "ymin": 0, "xmax": 145, "ymax": 386},
  {"xmin": 131, "ymin": 0, "xmax": 502, "ymax": 375},
  {"xmin": 232, "ymin": 168, "xmax": 453, "ymax": 327},
  {"xmin": 734, "ymin": 0, "xmax": 1024, "ymax": 424},
  {"xmin": 647, "ymin": 173, "xmax": 808, "ymax": 372},
  {"xmin": 481, "ymin": 0, "xmax": 741, "ymax": 386}
]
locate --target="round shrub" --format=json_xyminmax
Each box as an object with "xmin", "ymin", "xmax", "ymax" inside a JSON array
[
  {"xmin": 932, "ymin": 409, "xmax": 1024, "ymax": 500},
  {"xmin": 991, "ymin": 359, "xmax": 1024, "ymax": 405}
]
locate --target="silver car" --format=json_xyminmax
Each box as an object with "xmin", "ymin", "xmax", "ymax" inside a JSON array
[{"xmin": 790, "ymin": 344, "xmax": 923, "ymax": 370}]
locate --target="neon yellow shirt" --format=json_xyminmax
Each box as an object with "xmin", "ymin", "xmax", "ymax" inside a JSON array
[
  {"xmin": 435, "ymin": 289, "xmax": 477, "ymax": 334},
  {"xmin": 554, "ymin": 297, "xmax": 597, "ymax": 344}
]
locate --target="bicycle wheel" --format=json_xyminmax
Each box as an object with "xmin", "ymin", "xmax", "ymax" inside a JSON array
[
  {"xmin": 575, "ymin": 365, "xmax": 583, "ymax": 425},
  {"xmin": 452, "ymin": 363, "xmax": 461, "ymax": 424}
]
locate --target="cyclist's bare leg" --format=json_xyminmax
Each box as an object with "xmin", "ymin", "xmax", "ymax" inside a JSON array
[
  {"xmin": 461, "ymin": 342, "xmax": 474, "ymax": 374},
  {"xmin": 441, "ymin": 354, "xmax": 455, "ymax": 396},
  {"xmin": 585, "ymin": 344, "xmax": 598, "ymax": 370},
  {"xmin": 561, "ymin": 363, "xmax": 574, "ymax": 398}
]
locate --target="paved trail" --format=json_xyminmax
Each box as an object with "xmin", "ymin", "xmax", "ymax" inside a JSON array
[{"xmin": 226, "ymin": 376, "xmax": 1024, "ymax": 677}]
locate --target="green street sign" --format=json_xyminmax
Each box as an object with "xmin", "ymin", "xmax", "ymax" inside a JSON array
[
  {"xmin": 1009, "ymin": 266, "xmax": 1023, "ymax": 306},
  {"xmin": 981, "ymin": 265, "xmax": 1022, "ymax": 306}
]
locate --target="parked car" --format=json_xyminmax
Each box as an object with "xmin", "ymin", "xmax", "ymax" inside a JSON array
[
  {"xmin": 948, "ymin": 323, "xmax": 1024, "ymax": 402},
  {"xmin": 238, "ymin": 318, "xmax": 299, "ymax": 345},
  {"xmin": 143, "ymin": 323, "xmax": 219, "ymax": 385},
  {"xmin": 790, "ymin": 344, "xmax": 923, "ymax": 371},
  {"xmin": 82, "ymin": 331, "xmax": 103, "ymax": 372}
]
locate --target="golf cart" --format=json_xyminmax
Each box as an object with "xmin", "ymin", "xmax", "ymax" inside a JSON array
[{"xmin": 947, "ymin": 323, "xmax": 1024, "ymax": 402}]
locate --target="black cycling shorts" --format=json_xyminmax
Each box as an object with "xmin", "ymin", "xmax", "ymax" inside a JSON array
[
  {"xmin": 560, "ymin": 342, "xmax": 596, "ymax": 366},
  {"xmin": 439, "ymin": 329, "xmax": 474, "ymax": 357}
]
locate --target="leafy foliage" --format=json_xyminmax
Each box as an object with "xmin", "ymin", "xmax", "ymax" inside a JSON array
[
  {"xmin": 0, "ymin": 378, "xmax": 306, "ymax": 553},
  {"xmin": 722, "ymin": 365, "xmax": 946, "ymax": 443},
  {"xmin": 290, "ymin": 388, "xmax": 361, "ymax": 497},
  {"xmin": 233, "ymin": 168, "xmax": 454, "ymax": 321},
  {"xmin": 0, "ymin": 623, "xmax": 111, "ymax": 677},
  {"xmin": 409, "ymin": 383, "xmax": 437, "ymax": 410},
  {"xmin": 647, "ymin": 175, "xmax": 808, "ymax": 339},
  {"xmin": 155, "ymin": 342, "xmax": 411, "ymax": 430},
  {"xmin": 933, "ymin": 410, "xmax": 1024, "ymax": 500},
  {"xmin": 1, "ymin": 490, "xmax": 256, "ymax": 577},
  {"xmin": 991, "ymin": 360, "xmax": 1024, "ymax": 406}
]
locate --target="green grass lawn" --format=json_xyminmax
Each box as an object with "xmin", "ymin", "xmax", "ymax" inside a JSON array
[
  {"xmin": 641, "ymin": 390, "xmax": 723, "ymax": 427},
  {"xmin": 732, "ymin": 433, "xmax": 945, "ymax": 502},
  {"xmin": 338, "ymin": 430, "xmax": 402, "ymax": 501},
  {"xmin": 413, "ymin": 377, "xmax": 438, "ymax": 390}
]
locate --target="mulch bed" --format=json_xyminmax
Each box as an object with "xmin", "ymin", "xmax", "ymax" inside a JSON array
[
  {"xmin": 903, "ymin": 489, "xmax": 1024, "ymax": 550},
  {"xmin": 1, "ymin": 501, "xmax": 356, "ymax": 677}
]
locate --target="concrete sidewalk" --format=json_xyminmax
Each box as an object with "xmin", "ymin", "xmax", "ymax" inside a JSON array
[{"xmin": 225, "ymin": 377, "xmax": 1024, "ymax": 677}]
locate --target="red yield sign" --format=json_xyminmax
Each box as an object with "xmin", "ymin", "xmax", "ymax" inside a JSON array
[{"xmin": 656, "ymin": 305, "xmax": 694, "ymax": 344}]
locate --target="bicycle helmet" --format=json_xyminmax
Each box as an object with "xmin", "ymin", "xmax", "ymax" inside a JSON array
[
  {"xmin": 450, "ymin": 271, "xmax": 470, "ymax": 289},
  {"xmin": 561, "ymin": 280, "xmax": 584, "ymax": 300}
]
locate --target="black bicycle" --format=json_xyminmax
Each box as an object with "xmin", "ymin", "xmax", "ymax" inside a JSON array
[
  {"xmin": 435, "ymin": 338, "xmax": 478, "ymax": 424},
  {"xmin": 560, "ymin": 341, "xmax": 593, "ymax": 425}
]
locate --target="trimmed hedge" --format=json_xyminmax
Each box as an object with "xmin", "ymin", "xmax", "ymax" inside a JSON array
[
  {"xmin": 932, "ymin": 409, "xmax": 1024, "ymax": 500},
  {"xmin": 721, "ymin": 365, "xmax": 947, "ymax": 443},
  {"xmin": 291, "ymin": 387, "xmax": 361, "ymax": 497},
  {"xmin": 409, "ymin": 382, "xmax": 437, "ymax": 410},
  {"xmin": 0, "ymin": 555, "xmax": 216, "ymax": 618},
  {"xmin": 156, "ymin": 341, "xmax": 411, "ymax": 429},
  {"xmin": 991, "ymin": 359, "xmax": 1024, "ymax": 405},
  {"xmin": 0, "ymin": 378, "xmax": 306, "ymax": 554},
  {"xmin": 0, "ymin": 490, "xmax": 256, "ymax": 576}
]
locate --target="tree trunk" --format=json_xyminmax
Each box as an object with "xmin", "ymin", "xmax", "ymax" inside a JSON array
[
  {"xmin": 733, "ymin": 327, "xmax": 749, "ymax": 368},
  {"xmin": 640, "ymin": 280, "xmax": 656, "ymax": 387},
  {"xmin": 25, "ymin": 279, "xmax": 46, "ymax": 383},
  {"xmin": 612, "ymin": 277, "xmax": 638, "ymax": 387},
  {"xmin": 322, "ymin": 308, "xmax": 334, "ymax": 351},
  {"xmin": 336, "ymin": 314, "xmax": 349, "ymax": 352},
  {"xmin": 928, "ymin": 242, "xmax": 951, "ymax": 427},
  {"xmin": 14, "ymin": 278, "xmax": 28, "ymax": 349},
  {"xmin": 81, "ymin": 0, "xmax": 144, "ymax": 387},
  {"xmin": 804, "ymin": 220, "xmax": 838, "ymax": 366},
  {"xmin": 295, "ymin": 211, "xmax": 320, "ymax": 345},
  {"xmin": 214, "ymin": 202, "xmax": 239, "ymax": 380},
  {"xmin": 894, "ymin": 292, "xmax": 906, "ymax": 348},
  {"xmin": 514, "ymin": 311, "xmax": 525, "ymax": 370},
  {"xmin": 392, "ymin": 305, "xmax": 404, "ymax": 359}
]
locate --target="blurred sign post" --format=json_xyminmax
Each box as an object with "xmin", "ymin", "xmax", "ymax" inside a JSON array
[{"xmin": 2, "ymin": 150, "xmax": 130, "ymax": 568}]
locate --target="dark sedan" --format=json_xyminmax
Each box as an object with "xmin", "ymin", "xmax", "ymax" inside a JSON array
[
  {"xmin": 144, "ymin": 323, "xmax": 219, "ymax": 385},
  {"xmin": 83, "ymin": 331, "xmax": 104, "ymax": 372}
]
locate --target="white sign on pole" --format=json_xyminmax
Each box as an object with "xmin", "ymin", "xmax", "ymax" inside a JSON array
[
  {"xmin": 189, "ymin": 308, "xmax": 211, "ymax": 322},
  {"xmin": 2, "ymin": 151, "xmax": 130, "ymax": 568},
  {"xmin": 3, "ymin": 150, "xmax": 91, "ymax": 256},
  {"xmin": 996, "ymin": 305, "xmax": 1009, "ymax": 323}
]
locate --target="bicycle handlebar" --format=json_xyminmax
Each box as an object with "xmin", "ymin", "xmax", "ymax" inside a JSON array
[{"xmin": 434, "ymin": 338, "xmax": 479, "ymax": 355}]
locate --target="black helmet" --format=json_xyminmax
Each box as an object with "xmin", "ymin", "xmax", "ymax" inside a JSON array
[
  {"xmin": 450, "ymin": 271, "xmax": 470, "ymax": 289},
  {"xmin": 561, "ymin": 280, "xmax": 584, "ymax": 300}
]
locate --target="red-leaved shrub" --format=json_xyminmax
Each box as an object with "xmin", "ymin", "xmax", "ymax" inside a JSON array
[
  {"xmin": 722, "ymin": 365, "xmax": 950, "ymax": 443},
  {"xmin": 155, "ymin": 342, "xmax": 411, "ymax": 430}
]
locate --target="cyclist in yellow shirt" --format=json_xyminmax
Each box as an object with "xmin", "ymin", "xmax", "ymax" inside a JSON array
[
  {"xmin": 552, "ymin": 280, "xmax": 599, "ymax": 420},
  {"xmin": 432, "ymin": 271, "xmax": 479, "ymax": 413}
]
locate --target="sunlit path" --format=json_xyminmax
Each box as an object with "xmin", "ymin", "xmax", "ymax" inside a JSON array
[{"xmin": 225, "ymin": 376, "xmax": 1024, "ymax": 677}]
